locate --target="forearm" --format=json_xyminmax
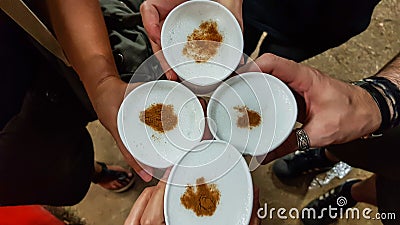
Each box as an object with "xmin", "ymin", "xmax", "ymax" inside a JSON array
[
  {"xmin": 217, "ymin": 0, "xmax": 243, "ymax": 17},
  {"xmin": 376, "ymin": 53, "xmax": 400, "ymax": 87},
  {"xmin": 217, "ymin": 0, "xmax": 243, "ymax": 28},
  {"xmin": 45, "ymin": 0, "xmax": 119, "ymax": 100}
]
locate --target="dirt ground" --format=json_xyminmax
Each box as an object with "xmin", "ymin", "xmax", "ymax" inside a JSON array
[{"xmin": 55, "ymin": 1, "xmax": 400, "ymax": 224}]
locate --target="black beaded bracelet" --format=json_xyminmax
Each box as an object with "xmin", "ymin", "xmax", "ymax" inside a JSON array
[{"xmin": 352, "ymin": 79, "xmax": 391, "ymax": 134}]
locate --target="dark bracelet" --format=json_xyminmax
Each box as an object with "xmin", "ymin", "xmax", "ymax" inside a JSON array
[
  {"xmin": 368, "ymin": 80, "xmax": 397, "ymax": 125},
  {"xmin": 365, "ymin": 77, "xmax": 400, "ymax": 128},
  {"xmin": 352, "ymin": 79, "xmax": 391, "ymax": 134}
]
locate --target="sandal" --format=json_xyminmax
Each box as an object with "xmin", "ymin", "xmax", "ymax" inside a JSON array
[{"xmin": 92, "ymin": 161, "xmax": 135, "ymax": 193}]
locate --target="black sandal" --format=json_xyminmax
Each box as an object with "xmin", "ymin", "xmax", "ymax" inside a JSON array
[{"xmin": 92, "ymin": 161, "xmax": 135, "ymax": 193}]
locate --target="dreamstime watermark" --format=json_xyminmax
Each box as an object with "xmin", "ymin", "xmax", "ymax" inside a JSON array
[{"xmin": 257, "ymin": 197, "xmax": 396, "ymax": 221}]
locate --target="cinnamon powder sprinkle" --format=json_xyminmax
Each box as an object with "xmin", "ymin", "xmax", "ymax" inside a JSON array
[
  {"xmin": 139, "ymin": 103, "xmax": 178, "ymax": 133},
  {"xmin": 180, "ymin": 177, "xmax": 221, "ymax": 217},
  {"xmin": 183, "ymin": 20, "xmax": 223, "ymax": 63},
  {"xmin": 234, "ymin": 106, "xmax": 262, "ymax": 129}
]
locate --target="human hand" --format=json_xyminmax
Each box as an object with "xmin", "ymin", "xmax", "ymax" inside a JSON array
[
  {"xmin": 91, "ymin": 77, "xmax": 153, "ymax": 182},
  {"xmin": 140, "ymin": 0, "xmax": 185, "ymax": 81},
  {"xmin": 241, "ymin": 54, "xmax": 382, "ymax": 164},
  {"xmin": 124, "ymin": 169, "xmax": 170, "ymax": 225},
  {"xmin": 124, "ymin": 184, "xmax": 165, "ymax": 225}
]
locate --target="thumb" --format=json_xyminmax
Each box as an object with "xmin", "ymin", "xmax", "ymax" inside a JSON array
[
  {"xmin": 140, "ymin": 1, "xmax": 162, "ymax": 46},
  {"xmin": 244, "ymin": 53, "xmax": 315, "ymax": 94}
]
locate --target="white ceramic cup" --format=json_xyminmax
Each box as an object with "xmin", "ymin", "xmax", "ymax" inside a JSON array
[
  {"xmin": 117, "ymin": 80, "xmax": 205, "ymax": 168},
  {"xmin": 164, "ymin": 140, "xmax": 253, "ymax": 225},
  {"xmin": 161, "ymin": 0, "xmax": 243, "ymax": 95},
  {"xmin": 207, "ymin": 72, "xmax": 298, "ymax": 156}
]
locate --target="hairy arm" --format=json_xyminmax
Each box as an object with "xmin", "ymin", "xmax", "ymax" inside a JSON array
[{"xmin": 377, "ymin": 53, "xmax": 400, "ymax": 87}]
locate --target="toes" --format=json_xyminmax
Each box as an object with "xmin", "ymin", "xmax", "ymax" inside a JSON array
[
  {"xmin": 96, "ymin": 164, "xmax": 135, "ymax": 191},
  {"xmin": 108, "ymin": 180, "xmax": 125, "ymax": 190},
  {"xmin": 107, "ymin": 165, "xmax": 132, "ymax": 175},
  {"xmin": 117, "ymin": 178, "xmax": 130, "ymax": 186},
  {"xmin": 113, "ymin": 181, "xmax": 124, "ymax": 189}
]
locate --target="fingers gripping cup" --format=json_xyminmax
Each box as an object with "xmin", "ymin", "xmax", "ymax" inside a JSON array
[{"xmin": 161, "ymin": 0, "xmax": 244, "ymax": 95}]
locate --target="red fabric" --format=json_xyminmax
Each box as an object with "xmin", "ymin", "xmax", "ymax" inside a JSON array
[{"xmin": 0, "ymin": 205, "xmax": 64, "ymax": 225}]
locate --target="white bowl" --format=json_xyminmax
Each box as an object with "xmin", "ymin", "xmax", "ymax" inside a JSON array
[
  {"xmin": 207, "ymin": 72, "xmax": 297, "ymax": 156},
  {"xmin": 117, "ymin": 80, "xmax": 205, "ymax": 168},
  {"xmin": 164, "ymin": 140, "xmax": 253, "ymax": 225},
  {"xmin": 161, "ymin": 0, "xmax": 243, "ymax": 95}
]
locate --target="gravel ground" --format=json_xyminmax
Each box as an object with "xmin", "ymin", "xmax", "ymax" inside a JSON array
[{"xmin": 48, "ymin": 1, "xmax": 400, "ymax": 224}]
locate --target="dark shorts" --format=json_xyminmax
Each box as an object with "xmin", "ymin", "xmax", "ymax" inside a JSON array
[
  {"xmin": 328, "ymin": 127, "xmax": 400, "ymax": 224},
  {"xmin": 243, "ymin": 23, "xmax": 329, "ymax": 63},
  {"xmin": 0, "ymin": 11, "xmax": 94, "ymax": 206}
]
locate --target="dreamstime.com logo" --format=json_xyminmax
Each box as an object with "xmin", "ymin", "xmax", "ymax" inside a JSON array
[{"xmin": 257, "ymin": 196, "xmax": 396, "ymax": 221}]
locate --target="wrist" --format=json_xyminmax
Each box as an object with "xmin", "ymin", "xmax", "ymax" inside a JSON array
[
  {"xmin": 77, "ymin": 54, "xmax": 120, "ymax": 99},
  {"xmin": 92, "ymin": 75, "xmax": 125, "ymax": 101},
  {"xmin": 353, "ymin": 84, "xmax": 382, "ymax": 135},
  {"xmin": 352, "ymin": 80, "xmax": 388, "ymax": 134}
]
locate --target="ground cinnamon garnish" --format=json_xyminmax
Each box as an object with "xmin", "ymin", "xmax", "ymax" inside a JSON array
[
  {"xmin": 183, "ymin": 20, "xmax": 223, "ymax": 63},
  {"xmin": 139, "ymin": 103, "xmax": 178, "ymax": 133},
  {"xmin": 180, "ymin": 177, "xmax": 221, "ymax": 217},
  {"xmin": 234, "ymin": 106, "xmax": 262, "ymax": 129}
]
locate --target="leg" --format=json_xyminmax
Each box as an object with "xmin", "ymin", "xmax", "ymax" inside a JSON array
[
  {"xmin": 258, "ymin": 37, "xmax": 327, "ymax": 63},
  {"xmin": 301, "ymin": 125, "xmax": 400, "ymax": 225},
  {"xmin": 0, "ymin": 10, "xmax": 36, "ymax": 129},
  {"xmin": 375, "ymin": 175, "xmax": 400, "ymax": 225},
  {"xmin": 351, "ymin": 174, "xmax": 377, "ymax": 205},
  {"xmin": 0, "ymin": 13, "xmax": 94, "ymax": 205},
  {"xmin": 0, "ymin": 72, "xmax": 95, "ymax": 206},
  {"xmin": 243, "ymin": 23, "xmax": 264, "ymax": 59}
]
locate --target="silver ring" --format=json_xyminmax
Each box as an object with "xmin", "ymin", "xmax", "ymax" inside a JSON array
[{"xmin": 295, "ymin": 128, "xmax": 310, "ymax": 150}]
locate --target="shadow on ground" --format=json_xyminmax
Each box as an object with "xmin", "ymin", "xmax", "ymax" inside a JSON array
[{"xmin": 50, "ymin": 1, "xmax": 399, "ymax": 224}]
